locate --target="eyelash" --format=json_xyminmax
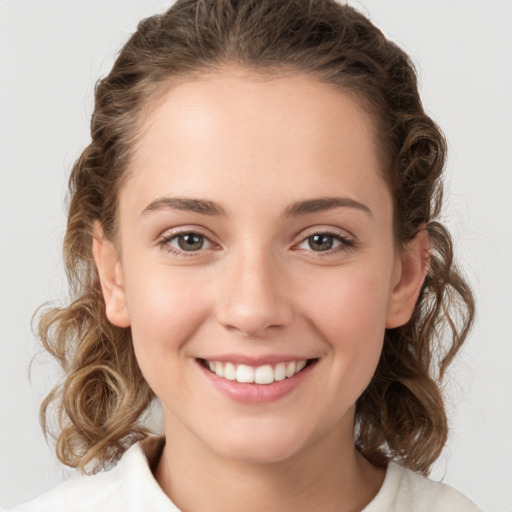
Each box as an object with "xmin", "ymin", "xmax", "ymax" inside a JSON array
[{"xmin": 159, "ymin": 229, "xmax": 356, "ymax": 259}]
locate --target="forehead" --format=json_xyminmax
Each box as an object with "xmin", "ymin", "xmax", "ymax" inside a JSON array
[
  {"xmin": 123, "ymin": 68, "xmax": 390, "ymax": 218},
  {"xmin": 135, "ymin": 68, "xmax": 379, "ymax": 159}
]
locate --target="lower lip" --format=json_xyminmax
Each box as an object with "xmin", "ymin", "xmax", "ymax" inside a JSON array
[{"xmin": 197, "ymin": 360, "xmax": 316, "ymax": 404}]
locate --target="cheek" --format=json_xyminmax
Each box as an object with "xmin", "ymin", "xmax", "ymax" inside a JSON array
[
  {"xmin": 299, "ymin": 263, "xmax": 392, "ymax": 384},
  {"xmin": 302, "ymin": 263, "xmax": 391, "ymax": 334},
  {"xmin": 122, "ymin": 265, "xmax": 211, "ymax": 373}
]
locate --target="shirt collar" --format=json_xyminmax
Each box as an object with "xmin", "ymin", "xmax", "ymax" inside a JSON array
[{"xmin": 119, "ymin": 435, "xmax": 179, "ymax": 512}]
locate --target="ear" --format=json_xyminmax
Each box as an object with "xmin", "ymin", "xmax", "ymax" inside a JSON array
[
  {"xmin": 385, "ymin": 228, "xmax": 430, "ymax": 329},
  {"xmin": 92, "ymin": 222, "xmax": 131, "ymax": 328}
]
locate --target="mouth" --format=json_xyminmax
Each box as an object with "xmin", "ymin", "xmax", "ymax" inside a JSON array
[{"xmin": 197, "ymin": 358, "xmax": 317, "ymax": 385}]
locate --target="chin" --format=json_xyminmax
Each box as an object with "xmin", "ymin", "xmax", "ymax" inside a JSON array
[
  {"xmin": 218, "ymin": 440, "xmax": 304, "ymax": 465},
  {"xmin": 205, "ymin": 423, "xmax": 310, "ymax": 465}
]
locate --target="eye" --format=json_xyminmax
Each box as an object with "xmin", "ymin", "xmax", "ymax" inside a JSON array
[
  {"xmin": 161, "ymin": 231, "xmax": 214, "ymax": 255},
  {"xmin": 296, "ymin": 232, "xmax": 354, "ymax": 253},
  {"xmin": 159, "ymin": 229, "xmax": 354, "ymax": 258}
]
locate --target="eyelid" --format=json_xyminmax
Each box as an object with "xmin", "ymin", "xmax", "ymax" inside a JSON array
[
  {"xmin": 296, "ymin": 225, "xmax": 354, "ymax": 241},
  {"xmin": 159, "ymin": 225, "xmax": 217, "ymax": 241}
]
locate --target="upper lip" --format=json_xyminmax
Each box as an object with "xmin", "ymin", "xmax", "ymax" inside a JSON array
[{"xmin": 197, "ymin": 354, "xmax": 316, "ymax": 366}]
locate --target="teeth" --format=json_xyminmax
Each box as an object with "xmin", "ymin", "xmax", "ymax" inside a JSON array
[
  {"xmin": 224, "ymin": 362, "xmax": 236, "ymax": 380},
  {"xmin": 205, "ymin": 359, "xmax": 309, "ymax": 385},
  {"xmin": 254, "ymin": 365, "xmax": 274, "ymax": 384},
  {"xmin": 215, "ymin": 362, "xmax": 224, "ymax": 378},
  {"xmin": 274, "ymin": 362, "xmax": 286, "ymax": 381},
  {"xmin": 296, "ymin": 360, "xmax": 307, "ymax": 372},
  {"xmin": 285, "ymin": 361, "xmax": 296, "ymax": 378},
  {"xmin": 236, "ymin": 364, "xmax": 254, "ymax": 383}
]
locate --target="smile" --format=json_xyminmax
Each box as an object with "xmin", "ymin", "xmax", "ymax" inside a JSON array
[{"xmin": 200, "ymin": 359, "xmax": 310, "ymax": 384}]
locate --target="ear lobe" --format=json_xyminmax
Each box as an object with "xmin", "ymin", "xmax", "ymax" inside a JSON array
[
  {"xmin": 385, "ymin": 228, "xmax": 430, "ymax": 329},
  {"xmin": 92, "ymin": 222, "xmax": 131, "ymax": 328}
]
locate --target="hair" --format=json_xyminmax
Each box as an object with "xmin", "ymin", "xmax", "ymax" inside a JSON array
[{"xmin": 38, "ymin": 0, "xmax": 474, "ymax": 475}]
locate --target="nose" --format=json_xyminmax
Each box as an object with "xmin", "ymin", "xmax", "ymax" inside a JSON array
[{"xmin": 215, "ymin": 249, "xmax": 294, "ymax": 338}]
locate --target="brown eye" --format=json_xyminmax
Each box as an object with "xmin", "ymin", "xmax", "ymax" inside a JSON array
[
  {"xmin": 162, "ymin": 231, "xmax": 214, "ymax": 255},
  {"xmin": 176, "ymin": 233, "xmax": 205, "ymax": 251},
  {"xmin": 308, "ymin": 234, "xmax": 335, "ymax": 251},
  {"xmin": 296, "ymin": 231, "xmax": 355, "ymax": 256}
]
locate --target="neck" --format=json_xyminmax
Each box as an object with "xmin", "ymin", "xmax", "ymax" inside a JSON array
[{"xmin": 154, "ymin": 411, "xmax": 385, "ymax": 512}]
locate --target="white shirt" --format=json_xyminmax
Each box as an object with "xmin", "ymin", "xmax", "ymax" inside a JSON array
[{"xmin": 5, "ymin": 436, "xmax": 482, "ymax": 512}]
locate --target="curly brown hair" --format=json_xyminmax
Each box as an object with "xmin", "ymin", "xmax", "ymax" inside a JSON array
[{"xmin": 38, "ymin": 0, "xmax": 474, "ymax": 475}]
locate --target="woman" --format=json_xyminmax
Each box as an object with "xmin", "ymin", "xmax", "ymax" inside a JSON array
[{"xmin": 5, "ymin": 0, "xmax": 481, "ymax": 510}]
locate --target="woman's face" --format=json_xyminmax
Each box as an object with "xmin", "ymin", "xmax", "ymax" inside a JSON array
[{"xmin": 98, "ymin": 68, "xmax": 416, "ymax": 464}]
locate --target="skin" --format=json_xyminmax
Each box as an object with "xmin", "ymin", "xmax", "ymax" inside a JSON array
[{"xmin": 93, "ymin": 67, "xmax": 429, "ymax": 512}]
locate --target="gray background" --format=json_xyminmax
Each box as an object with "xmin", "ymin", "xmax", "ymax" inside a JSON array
[{"xmin": 1, "ymin": 1, "xmax": 511, "ymax": 510}]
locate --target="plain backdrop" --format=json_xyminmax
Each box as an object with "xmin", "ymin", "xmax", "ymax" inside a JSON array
[{"xmin": 1, "ymin": 1, "xmax": 511, "ymax": 510}]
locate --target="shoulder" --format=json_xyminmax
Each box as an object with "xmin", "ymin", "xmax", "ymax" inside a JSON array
[
  {"xmin": 3, "ymin": 436, "xmax": 176, "ymax": 512},
  {"xmin": 3, "ymin": 464, "xmax": 124, "ymax": 512},
  {"xmin": 364, "ymin": 462, "xmax": 482, "ymax": 512}
]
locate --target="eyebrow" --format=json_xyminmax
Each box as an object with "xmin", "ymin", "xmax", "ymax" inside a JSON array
[
  {"xmin": 142, "ymin": 197, "xmax": 227, "ymax": 216},
  {"xmin": 141, "ymin": 195, "xmax": 372, "ymax": 218}
]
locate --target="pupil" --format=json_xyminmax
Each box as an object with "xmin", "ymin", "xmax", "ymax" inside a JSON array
[
  {"xmin": 310, "ymin": 234, "xmax": 333, "ymax": 251},
  {"xmin": 178, "ymin": 233, "xmax": 203, "ymax": 251}
]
